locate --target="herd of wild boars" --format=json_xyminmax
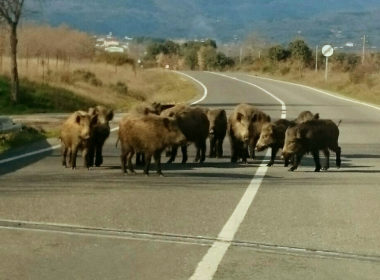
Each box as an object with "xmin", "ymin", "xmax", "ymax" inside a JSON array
[{"xmin": 60, "ymin": 103, "xmax": 341, "ymax": 175}]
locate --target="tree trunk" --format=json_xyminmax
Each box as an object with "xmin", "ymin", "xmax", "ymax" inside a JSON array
[{"xmin": 10, "ymin": 23, "xmax": 20, "ymax": 104}]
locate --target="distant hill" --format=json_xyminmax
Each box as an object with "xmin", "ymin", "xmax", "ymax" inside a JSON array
[{"xmin": 26, "ymin": 0, "xmax": 380, "ymax": 48}]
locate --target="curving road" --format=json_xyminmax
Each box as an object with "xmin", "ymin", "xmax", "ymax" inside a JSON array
[{"xmin": 0, "ymin": 71, "xmax": 380, "ymax": 279}]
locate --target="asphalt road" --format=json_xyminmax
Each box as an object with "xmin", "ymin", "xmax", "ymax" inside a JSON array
[{"xmin": 1, "ymin": 71, "xmax": 380, "ymax": 280}]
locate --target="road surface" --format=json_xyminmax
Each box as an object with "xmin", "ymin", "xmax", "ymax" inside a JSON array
[{"xmin": 0, "ymin": 71, "xmax": 379, "ymax": 280}]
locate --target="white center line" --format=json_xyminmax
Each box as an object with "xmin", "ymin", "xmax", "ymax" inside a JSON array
[{"xmin": 189, "ymin": 72, "xmax": 286, "ymax": 280}]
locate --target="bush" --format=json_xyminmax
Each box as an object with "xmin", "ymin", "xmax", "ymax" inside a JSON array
[
  {"xmin": 110, "ymin": 81, "xmax": 128, "ymax": 95},
  {"xmin": 72, "ymin": 69, "xmax": 103, "ymax": 86},
  {"xmin": 268, "ymin": 45, "xmax": 290, "ymax": 62}
]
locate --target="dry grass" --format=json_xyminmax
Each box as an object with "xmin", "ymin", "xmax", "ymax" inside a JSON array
[
  {"xmin": 0, "ymin": 57, "xmax": 198, "ymax": 111},
  {"xmin": 250, "ymin": 63, "xmax": 380, "ymax": 105}
]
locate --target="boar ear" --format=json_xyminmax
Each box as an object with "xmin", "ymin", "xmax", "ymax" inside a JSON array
[
  {"xmin": 314, "ymin": 113, "xmax": 319, "ymax": 120},
  {"xmin": 252, "ymin": 113, "xmax": 258, "ymax": 122},
  {"xmin": 107, "ymin": 110, "xmax": 114, "ymax": 121},
  {"xmin": 163, "ymin": 117, "xmax": 170, "ymax": 129},
  {"xmin": 220, "ymin": 110, "xmax": 226, "ymax": 117},
  {"xmin": 91, "ymin": 115, "xmax": 98, "ymax": 126},
  {"xmin": 237, "ymin": 112, "xmax": 243, "ymax": 122},
  {"xmin": 88, "ymin": 107, "xmax": 96, "ymax": 116},
  {"xmin": 75, "ymin": 115, "xmax": 81, "ymax": 124},
  {"xmin": 266, "ymin": 115, "xmax": 271, "ymax": 122}
]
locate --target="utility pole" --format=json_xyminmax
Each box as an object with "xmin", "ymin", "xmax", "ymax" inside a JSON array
[
  {"xmin": 362, "ymin": 35, "xmax": 366, "ymax": 64},
  {"xmin": 315, "ymin": 45, "xmax": 318, "ymax": 72}
]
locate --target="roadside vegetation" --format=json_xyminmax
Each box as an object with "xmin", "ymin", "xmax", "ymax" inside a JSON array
[{"xmin": 236, "ymin": 38, "xmax": 380, "ymax": 105}]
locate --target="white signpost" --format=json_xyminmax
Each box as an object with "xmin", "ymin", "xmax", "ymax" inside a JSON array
[{"xmin": 322, "ymin": 44, "xmax": 334, "ymax": 81}]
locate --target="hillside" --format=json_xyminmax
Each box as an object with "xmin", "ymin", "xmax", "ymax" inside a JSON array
[{"xmin": 27, "ymin": 0, "xmax": 380, "ymax": 47}]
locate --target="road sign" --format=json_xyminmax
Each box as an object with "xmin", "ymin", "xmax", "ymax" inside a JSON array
[{"xmin": 322, "ymin": 45, "xmax": 334, "ymax": 57}]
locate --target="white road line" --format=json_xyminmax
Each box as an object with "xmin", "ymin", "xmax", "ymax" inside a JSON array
[
  {"xmin": 173, "ymin": 71, "xmax": 208, "ymax": 105},
  {"xmin": 0, "ymin": 72, "xmax": 207, "ymax": 165},
  {"xmin": 0, "ymin": 144, "xmax": 61, "ymax": 165},
  {"xmin": 246, "ymin": 74, "xmax": 380, "ymax": 112},
  {"xmin": 189, "ymin": 72, "xmax": 286, "ymax": 280}
]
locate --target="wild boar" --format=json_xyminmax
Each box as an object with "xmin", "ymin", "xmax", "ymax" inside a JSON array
[
  {"xmin": 207, "ymin": 109, "xmax": 227, "ymax": 158},
  {"xmin": 256, "ymin": 119, "xmax": 295, "ymax": 166},
  {"xmin": 87, "ymin": 105, "xmax": 114, "ymax": 167},
  {"xmin": 161, "ymin": 105, "xmax": 209, "ymax": 163},
  {"xmin": 60, "ymin": 111, "xmax": 98, "ymax": 169},
  {"xmin": 228, "ymin": 104, "xmax": 271, "ymax": 163},
  {"xmin": 118, "ymin": 113, "xmax": 186, "ymax": 176},
  {"xmin": 295, "ymin": 111, "xmax": 319, "ymax": 124},
  {"xmin": 282, "ymin": 119, "xmax": 341, "ymax": 172}
]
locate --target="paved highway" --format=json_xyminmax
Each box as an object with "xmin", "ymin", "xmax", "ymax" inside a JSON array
[{"xmin": 1, "ymin": 71, "xmax": 380, "ymax": 279}]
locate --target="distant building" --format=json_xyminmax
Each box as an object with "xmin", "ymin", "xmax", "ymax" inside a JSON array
[
  {"xmin": 104, "ymin": 46, "xmax": 125, "ymax": 53},
  {"xmin": 345, "ymin": 42, "xmax": 354, "ymax": 47}
]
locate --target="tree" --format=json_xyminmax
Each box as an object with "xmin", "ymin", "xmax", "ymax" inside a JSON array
[
  {"xmin": 0, "ymin": 0, "xmax": 25, "ymax": 103},
  {"xmin": 268, "ymin": 45, "xmax": 290, "ymax": 62},
  {"xmin": 288, "ymin": 39, "xmax": 312, "ymax": 65}
]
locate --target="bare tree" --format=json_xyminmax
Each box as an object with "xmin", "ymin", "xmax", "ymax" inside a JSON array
[{"xmin": 0, "ymin": 0, "xmax": 25, "ymax": 103}]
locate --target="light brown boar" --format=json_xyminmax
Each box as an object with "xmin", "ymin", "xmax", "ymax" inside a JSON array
[
  {"xmin": 295, "ymin": 111, "xmax": 319, "ymax": 124},
  {"xmin": 228, "ymin": 104, "xmax": 271, "ymax": 163},
  {"xmin": 118, "ymin": 113, "xmax": 186, "ymax": 176},
  {"xmin": 256, "ymin": 119, "xmax": 295, "ymax": 166},
  {"xmin": 60, "ymin": 111, "xmax": 98, "ymax": 169},
  {"xmin": 87, "ymin": 105, "xmax": 114, "ymax": 167},
  {"xmin": 161, "ymin": 104, "xmax": 209, "ymax": 163},
  {"xmin": 282, "ymin": 119, "xmax": 341, "ymax": 172},
  {"xmin": 207, "ymin": 109, "xmax": 227, "ymax": 158}
]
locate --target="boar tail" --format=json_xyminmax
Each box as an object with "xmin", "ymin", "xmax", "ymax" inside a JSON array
[{"xmin": 337, "ymin": 120, "xmax": 342, "ymax": 127}]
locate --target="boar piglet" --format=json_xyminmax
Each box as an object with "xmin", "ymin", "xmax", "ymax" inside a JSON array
[
  {"xmin": 87, "ymin": 105, "xmax": 114, "ymax": 167},
  {"xmin": 60, "ymin": 111, "xmax": 98, "ymax": 169},
  {"xmin": 118, "ymin": 114, "xmax": 186, "ymax": 176},
  {"xmin": 282, "ymin": 119, "xmax": 341, "ymax": 172},
  {"xmin": 207, "ymin": 109, "xmax": 227, "ymax": 158},
  {"xmin": 256, "ymin": 119, "xmax": 295, "ymax": 166}
]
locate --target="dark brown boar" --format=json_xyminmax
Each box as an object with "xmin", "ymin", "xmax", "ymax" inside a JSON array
[
  {"xmin": 256, "ymin": 119, "xmax": 295, "ymax": 166},
  {"xmin": 228, "ymin": 104, "xmax": 271, "ymax": 163},
  {"xmin": 207, "ymin": 109, "xmax": 227, "ymax": 158},
  {"xmin": 282, "ymin": 119, "xmax": 341, "ymax": 172},
  {"xmin": 161, "ymin": 105, "xmax": 209, "ymax": 163},
  {"xmin": 60, "ymin": 111, "xmax": 98, "ymax": 169},
  {"xmin": 295, "ymin": 111, "xmax": 319, "ymax": 124},
  {"xmin": 87, "ymin": 105, "xmax": 114, "ymax": 167},
  {"xmin": 118, "ymin": 114, "xmax": 186, "ymax": 176}
]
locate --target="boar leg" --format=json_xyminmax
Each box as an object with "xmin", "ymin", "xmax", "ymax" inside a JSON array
[
  {"xmin": 62, "ymin": 145, "xmax": 68, "ymax": 167},
  {"xmin": 153, "ymin": 151, "xmax": 163, "ymax": 176},
  {"xmin": 230, "ymin": 141, "xmax": 238, "ymax": 163},
  {"xmin": 217, "ymin": 138, "xmax": 224, "ymax": 158},
  {"xmin": 87, "ymin": 143, "xmax": 95, "ymax": 167},
  {"xmin": 181, "ymin": 144, "xmax": 188, "ymax": 163},
  {"xmin": 144, "ymin": 154, "xmax": 152, "ymax": 175},
  {"xmin": 95, "ymin": 144, "xmax": 104, "ymax": 167},
  {"xmin": 321, "ymin": 149, "xmax": 330, "ymax": 170},
  {"xmin": 312, "ymin": 150, "xmax": 321, "ymax": 172},
  {"xmin": 209, "ymin": 136, "xmax": 216, "ymax": 158},
  {"xmin": 167, "ymin": 145, "xmax": 178, "ymax": 164},
  {"xmin": 127, "ymin": 151, "xmax": 136, "ymax": 174},
  {"xmin": 195, "ymin": 140, "xmax": 206, "ymax": 163},
  {"xmin": 289, "ymin": 154, "xmax": 302, "ymax": 171},
  {"xmin": 268, "ymin": 146, "xmax": 279, "ymax": 167},
  {"xmin": 71, "ymin": 146, "xmax": 79, "ymax": 169},
  {"xmin": 332, "ymin": 145, "xmax": 341, "ymax": 168},
  {"xmin": 121, "ymin": 152, "xmax": 127, "ymax": 173}
]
